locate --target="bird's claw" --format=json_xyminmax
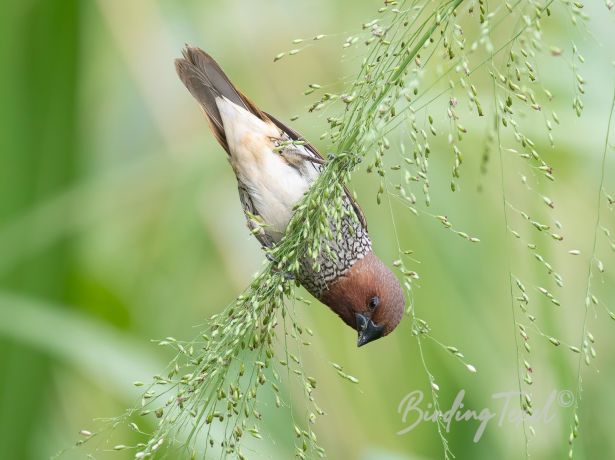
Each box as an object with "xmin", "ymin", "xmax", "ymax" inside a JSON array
[{"xmin": 265, "ymin": 251, "xmax": 296, "ymax": 280}]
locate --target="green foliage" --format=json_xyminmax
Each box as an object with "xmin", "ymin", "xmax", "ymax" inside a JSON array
[{"xmin": 1, "ymin": 1, "xmax": 615, "ymax": 460}]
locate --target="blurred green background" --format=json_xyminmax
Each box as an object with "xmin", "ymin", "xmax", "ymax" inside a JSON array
[{"xmin": 1, "ymin": 1, "xmax": 614, "ymax": 459}]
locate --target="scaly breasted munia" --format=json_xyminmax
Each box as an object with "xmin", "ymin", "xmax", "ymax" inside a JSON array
[{"xmin": 175, "ymin": 47, "xmax": 404, "ymax": 346}]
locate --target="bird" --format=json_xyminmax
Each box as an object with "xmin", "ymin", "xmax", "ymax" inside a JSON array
[{"xmin": 175, "ymin": 46, "xmax": 404, "ymax": 346}]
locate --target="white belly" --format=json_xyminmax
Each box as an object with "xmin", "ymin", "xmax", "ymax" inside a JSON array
[{"xmin": 216, "ymin": 97, "xmax": 318, "ymax": 241}]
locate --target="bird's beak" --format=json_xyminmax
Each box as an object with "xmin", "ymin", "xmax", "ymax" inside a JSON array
[{"xmin": 355, "ymin": 312, "xmax": 385, "ymax": 347}]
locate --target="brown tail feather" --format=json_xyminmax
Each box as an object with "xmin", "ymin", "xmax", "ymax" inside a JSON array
[{"xmin": 175, "ymin": 46, "xmax": 268, "ymax": 153}]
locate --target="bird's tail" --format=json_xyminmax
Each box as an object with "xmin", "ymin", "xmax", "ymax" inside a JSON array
[{"xmin": 175, "ymin": 46, "xmax": 266, "ymax": 153}]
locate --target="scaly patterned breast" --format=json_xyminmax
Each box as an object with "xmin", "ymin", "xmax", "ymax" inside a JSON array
[{"xmin": 297, "ymin": 198, "xmax": 372, "ymax": 298}]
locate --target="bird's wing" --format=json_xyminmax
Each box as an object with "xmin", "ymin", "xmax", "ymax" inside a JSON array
[
  {"xmin": 238, "ymin": 182, "xmax": 276, "ymax": 248},
  {"xmin": 176, "ymin": 46, "xmax": 367, "ymax": 230},
  {"xmin": 265, "ymin": 113, "xmax": 368, "ymax": 230}
]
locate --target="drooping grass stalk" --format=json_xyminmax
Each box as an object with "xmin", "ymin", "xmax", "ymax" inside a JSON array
[
  {"xmin": 78, "ymin": 1, "xmax": 614, "ymax": 459},
  {"xmin": 492, "ymin": 68, "xmax": 530, "ymax": 459},
  {"xmin": 486, "ymin": 3, "xmax": 558, "ymax": 455},
  {"xmin": 568, "ymin": 77, "xmax": 615, "ymax": 460},
  {"xmin": 75, "ymin": 3, "xmax": 471, "ymax": 458}
]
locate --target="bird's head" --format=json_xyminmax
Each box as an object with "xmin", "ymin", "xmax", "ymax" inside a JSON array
[{"xmin": 320, "ymin": 251, "xmax": 405, "ymax": 347}]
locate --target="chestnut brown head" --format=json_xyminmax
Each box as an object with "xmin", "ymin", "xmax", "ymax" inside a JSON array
[{"xmin": 320, "ymin": 251, "xmax": 405, "ymax": 346}]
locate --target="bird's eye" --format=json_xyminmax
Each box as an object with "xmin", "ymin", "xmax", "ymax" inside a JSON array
[{"xmin": 368, "ymin": 296, "xmax": 380, "ymax": 311}]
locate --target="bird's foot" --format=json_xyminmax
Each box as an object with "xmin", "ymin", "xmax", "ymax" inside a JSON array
[{"xmin": 265, "ymin": 251, "xmax": 296, "ymax": 281}]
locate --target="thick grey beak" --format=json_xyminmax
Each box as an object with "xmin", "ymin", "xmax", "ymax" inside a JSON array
[{"xmin": 355, "ymin": 312, "xmax": 385, "ymax": 347}]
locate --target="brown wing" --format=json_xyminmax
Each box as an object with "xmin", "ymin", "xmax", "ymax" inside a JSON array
[
  {"xmin": 176, "ymin": 46, "xmax": 367, "ymax": 230},
  {"xmin": 238, "ymin": 183, "xmax": 276, "ymax": 248},
  {"xmin": 265, "ymin": 113, "xmax": 368, "ymax": 230}
]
